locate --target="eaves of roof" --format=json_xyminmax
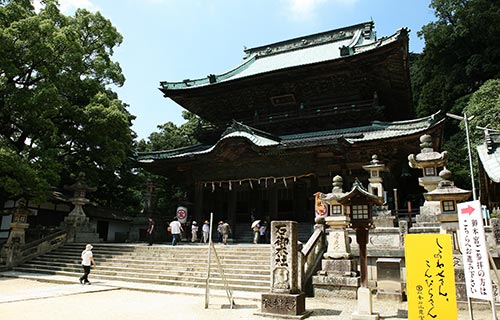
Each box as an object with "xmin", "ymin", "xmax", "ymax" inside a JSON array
[
  {"xmin": 477, "ymin": 143, "xmax": 500, "ymax": 183},
  {"xmin": 136, "ymin": 111, "xmax": 443, "ymax": 163}
]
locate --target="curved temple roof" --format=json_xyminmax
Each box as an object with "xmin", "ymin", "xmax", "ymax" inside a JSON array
[
  {"xmin": 137, "ymin": 111, "xmax": 445, "ymax": 162},
  {"xmin": 160, "ymin": 21, "xmax": 406, "ymax": 90}
]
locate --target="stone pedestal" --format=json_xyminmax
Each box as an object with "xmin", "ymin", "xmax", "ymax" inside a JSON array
[
  {"xmin": 313, "ymin": 215, "xmax": 359, "ymax": 298},
  {"xmin": 352, "ymin": 287, "xmax": 379, "ymax": 320},
  {"xmin": 63, "ymin": 205, "xmax": 100, "ymax": 243},
  {"xmin": 372, "ymin": 215, "xmax": 395, "ymax": 228},
  {"xmin": 323, "ymin": 216, "xmax": 351, "ymax": 259},
  {"xmin": 313, "ymin": 262, "xmax": 360, "ymax": 299},
  {"xmin": 258, "ymin": 292, "xmax": 312, "ymax": 319},
  {"xmin": 415, "ymin": 201, "xmax": 441, "ymax": 227},
  {"xmin": 376, "ymin": 258, "xmax": 404, "ymax": 301}
]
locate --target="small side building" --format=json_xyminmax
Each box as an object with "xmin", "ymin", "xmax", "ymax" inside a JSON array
[{"xmin": 477, "ymin": 129, "xmax": 500, "ymax": 212}]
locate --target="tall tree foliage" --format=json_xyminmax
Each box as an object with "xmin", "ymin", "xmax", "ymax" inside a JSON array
[
  {"xmin": 463, "ymin": 79, "xmax": 500, "ymax": 145},
  {"xmin": 136, "ymin": 111, "xmax": 201, "ymax": 216},
  {"xmin": 0, "ymin": 0, "xmax": 140, "ymax": 212},
  {"xmin": 412, "ymin": 0, "xmax": 500, "ymax": 117},
  {"xmin": 410, "ymin": 0, "xmax": 500, "ymax": 189}
]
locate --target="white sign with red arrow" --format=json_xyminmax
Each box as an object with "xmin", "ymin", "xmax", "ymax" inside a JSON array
[{"xmin": 457, "ymin": 200, "xmax": 493, "ymax": 301}]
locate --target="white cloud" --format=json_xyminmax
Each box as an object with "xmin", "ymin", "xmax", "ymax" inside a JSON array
[
  {"xmin": 32, "ymin": 0, "xmax": 99, "ymax": 14},
  {"xmin": 284, "ymin": 0, "xmax": 358, "ymax": 21}
]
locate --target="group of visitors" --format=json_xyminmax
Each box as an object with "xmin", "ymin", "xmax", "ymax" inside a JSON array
[
  {"xmin": 80, "ymin": 217, "xmax": 265, "ymax": 284},
  {"xmin": 146, "ymin": 217, "xmax": 232, "ymax": 245}
]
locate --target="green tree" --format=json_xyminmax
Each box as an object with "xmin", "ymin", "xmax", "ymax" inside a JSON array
[
  {"xmin": 137, "ymin": 111, "xmax": 201, "ymax": 152},
  {"xmin": 463, "ymin": 79, "xmax": 500, "ymax": 145},
  {"xmin": 136, "ymin": 111, "xmax": 202, "ymax": 215},
  {"xmin": 412, "ymin": 0, "xmax": 500, "ymax": 117},
  {"xmin": 410, "ymin": 0, "xmax": 500, "ymax": 189},
  {"xmin": 0, "ymin": 0, "xmax": 138, "ymax": 211}
]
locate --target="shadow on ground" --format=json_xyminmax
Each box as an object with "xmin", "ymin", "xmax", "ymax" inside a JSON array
[
  {"xmin": 308, "ymin": 308, "xmax": 342, "ymax": 316},
  {"xmin": 380, "ymin": 309, "xmax": 408, "ymax": 319},
  {"xmin": 221, "ymin": 303, "xmax": 258, "ymax": 310}
]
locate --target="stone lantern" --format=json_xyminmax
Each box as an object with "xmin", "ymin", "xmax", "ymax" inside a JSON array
[
  {"xmin": 362, "ymin": 154, "xmax": 386, "ymax": 198},
  {"xmin": 363, "ymin": 155, "xmax": 394, "ymax": 227},
  {"xmin": 312, "ymin": 176, "xmax": 361, "ymax": 299},
  {"xmin": 317, "ymin": 175, "xmax": 351, "ymax": 259},
  {"xmin": 408, "ymin": 134, "xmax": 448, "ymax": 225},
  {"xmin": 7, "ymin": 199, "xmax": 31, "ymax": 245},
  {"xmin": 337, "ymin": 179, "xmax": 383, "ymax": 320},
  {"xmin": 423, "ymin": 168, "xmax": 471, "ymax": 232},
  {"xmin": 408, "ymin": 135, "xmax": 448, "ymax": 191},
  {"xmin": 62, "ymin": 172, "xmax": 99, "ymax": 242}
]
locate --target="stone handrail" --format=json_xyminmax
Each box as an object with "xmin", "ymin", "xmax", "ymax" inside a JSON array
[
  {"xmin": 3, "ymin": 230, "xmax": 67, "ymax": 268},
  {"xmin": 298, "ymin": 224, "xmax": 326, "ymax": 292}
]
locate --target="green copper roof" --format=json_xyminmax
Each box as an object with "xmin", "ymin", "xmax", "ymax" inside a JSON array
[
  {"xmin": 136, "ymin": 111, "xmax": 444, "ymax": 162},
  {"xmin": 159, "ymin": 21, "xmax": 407, "ymax": 90},
  {"xmin": 477, "ymin": 130, "xmax": 500, "ymax": 183}
]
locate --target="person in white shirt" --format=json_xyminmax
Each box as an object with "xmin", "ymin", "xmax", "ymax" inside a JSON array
[
  {"xmin": 202, "ymin": 220, "xmax": 210, "ymax": 243},
  {"xmin": 169, "ymin": 218, "xmax": 183, "ymax": 246},
  {"xmin": 191, "ymin": 221, "xmax": 199, "ymax": 242},
  {"xmin": 79, "ymin": 244, "xmax": 95, "ymax": 285}
]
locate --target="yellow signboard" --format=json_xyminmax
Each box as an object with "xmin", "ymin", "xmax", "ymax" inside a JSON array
[{"xmin": 405, "ymin": 234, "xmax": 457, "ymax": 320}]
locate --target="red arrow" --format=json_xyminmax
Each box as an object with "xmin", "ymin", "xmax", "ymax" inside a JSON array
[{"xmin": 461, "ymin": 205, "xmax": 475, "ymax": 215}]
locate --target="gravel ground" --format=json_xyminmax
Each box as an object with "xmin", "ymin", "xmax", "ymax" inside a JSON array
[{"xmin": 0, "ymin": 278, "xmax": 497, "ymax": 319}]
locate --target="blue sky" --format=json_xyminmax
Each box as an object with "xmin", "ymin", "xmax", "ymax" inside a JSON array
[{"xmin": 45, "ymin": 0, "xmax": 437, "ymax": 140}]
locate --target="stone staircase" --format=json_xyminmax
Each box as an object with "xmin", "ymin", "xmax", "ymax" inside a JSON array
[{"xmin": 12, "ymin": 242, "xmax": 271, "ymax": 293}]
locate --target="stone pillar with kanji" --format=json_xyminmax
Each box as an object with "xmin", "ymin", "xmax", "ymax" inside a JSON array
[{"xmin": 259, "ymin": 221, "xmax": 312, "ymax": 319}]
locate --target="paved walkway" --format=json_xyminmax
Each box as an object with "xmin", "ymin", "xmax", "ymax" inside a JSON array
[{"xmin": 0, "ymin": 273, "xmax": 496, "ymax": 319}]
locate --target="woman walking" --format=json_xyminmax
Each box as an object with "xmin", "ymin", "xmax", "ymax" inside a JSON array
[{"xmin": 79, "ymin": 244, "xmax": 95, "ymax": 285}]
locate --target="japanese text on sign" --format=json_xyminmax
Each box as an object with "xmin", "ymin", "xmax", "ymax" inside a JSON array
[
  {"xmin": 405, "ymin": 234, "xmax": 457, "ymax": 319},
  {"xmin": 457, "ymin": 200, "xmax": 493, "ymax": 301}
]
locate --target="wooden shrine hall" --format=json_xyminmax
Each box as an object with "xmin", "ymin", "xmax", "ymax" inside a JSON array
[{"xmin": 136, "ymin": 21, "xmax": 445, "ymax": 231}]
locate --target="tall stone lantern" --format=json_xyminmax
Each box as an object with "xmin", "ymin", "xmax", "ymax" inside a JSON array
[
  {"xmin": 363, "ymin": 155, "xmax": 394, "ymax": 227},
  {"xmin": 63, "ymin": 172, "xmax": 99, "ymax": 242},
  {"xmin": 337, "ymin": 179, "xmax": 383, "ymax": 320},
  {"xmin": 408, "ymin": 134, "xmax": 448, "ymax": 225},
  {"xmin": 362, "ymin": 154, "xmax": 386, "ymax": 198}
]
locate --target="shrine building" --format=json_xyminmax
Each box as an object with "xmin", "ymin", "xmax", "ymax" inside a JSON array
[{"xmin": 136, "ymin": 21, "xmax": 445, "ymax": 237}]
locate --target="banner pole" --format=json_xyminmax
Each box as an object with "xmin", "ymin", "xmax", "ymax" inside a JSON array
[{"xmin": 204, "ymin": 212, "xmax": 214, "ymax": 309}]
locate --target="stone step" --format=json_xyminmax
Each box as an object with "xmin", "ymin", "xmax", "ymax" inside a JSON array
[
  {"xmin": 33, "ymin": 255, "xmax": 271, "ymax": 268},
  {"xmin": 22, "ymin": 260, "xmax": 270, "ymax": 277},
  {"xmin": 14, "ymin": 242, "xmax": 272, "ymax": 293},
  {"xmin": 13, "ymin": 267, "xmax": 269, "ymax": 292},
  {"xmin": 30, "ymin": 256, "xmax": 270, "ymax": 271}
]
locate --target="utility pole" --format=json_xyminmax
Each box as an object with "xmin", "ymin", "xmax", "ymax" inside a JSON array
[{"xmin": 446, "ymin": 112, "xmax": 477, "ymax": 200}]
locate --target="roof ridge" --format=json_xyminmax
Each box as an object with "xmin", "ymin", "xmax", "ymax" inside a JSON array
[{"xmin": 243, "ymin": 21, "xmax": 374, "ymax": 58}]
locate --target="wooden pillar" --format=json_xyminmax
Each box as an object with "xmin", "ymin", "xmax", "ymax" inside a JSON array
[
  {"xmin": 356, "ymin": 227, "xmax": 369, "ymax": 288},
  {"xmin": 270, "ymin": 186, "xmax": 278, "ymax": 221},
  {"xmin": 194, "ymin": 181, "xmax": 204, "ymax": 224},
  {"xmin": 228, "ymin": 189, "xmax": 237, "ymax": 237}
]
